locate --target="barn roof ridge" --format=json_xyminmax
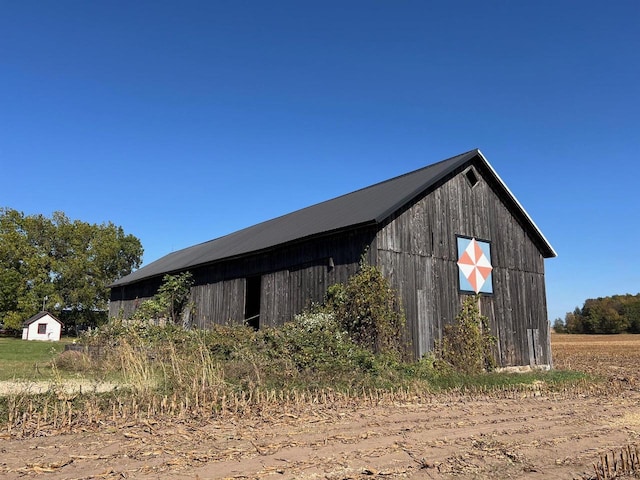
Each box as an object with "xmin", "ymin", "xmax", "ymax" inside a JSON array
[
  {"xmin": 110, "ymin": 149, "xmax": 553, "ymax": 288},
  {"xmin": 181, "ymin": 148, "xmax": 479, "ymax": 248},
  {"xmin": 371, "ymin": 148, "xmax": 478, "ymax": 222}
]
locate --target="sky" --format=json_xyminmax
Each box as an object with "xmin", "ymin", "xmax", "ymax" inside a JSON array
[{"xmin": 1, "ymin": 1, "xmax": 638, "ymax": 322}]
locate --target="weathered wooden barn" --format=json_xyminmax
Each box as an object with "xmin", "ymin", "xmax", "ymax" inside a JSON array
[{"xmin": 109, "ymin": 149, "xmax": 556, "ymax": 367}]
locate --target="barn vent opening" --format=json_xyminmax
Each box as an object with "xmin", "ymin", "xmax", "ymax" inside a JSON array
[
  {"xmin": 464, "ymin": 167, "xmax": 479, "ymax": 188},
  {"xmin": 245, "ymin": 276, "xmax": 261, "ymax": 330}
]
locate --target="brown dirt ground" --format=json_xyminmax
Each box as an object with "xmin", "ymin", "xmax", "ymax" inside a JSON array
[{"xmin": 2, "ymin": 334, "xmax": 640, "ymax": 480}]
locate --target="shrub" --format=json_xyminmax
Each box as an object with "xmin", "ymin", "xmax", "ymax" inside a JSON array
[
  {"xmin": 206, "ymin": 324, "xmax": 261, "ymax": 361},
  {"xmin": 325, "ymin": 259, "xmax": 405, "ymax": 357},
  {"xmin": 131, "ymin": 272, "xmax": 194, "ymax": 325},
  {"xmin": 436, "ymin": 295, "xmax": 496, "ymax": 374},
  {"xmin": 265, "ymin": 311, "xmax": 374, "ymax": 375},
  {"xmin": 52, "ymin": 350, "xmax": 92, "ymax": 372}
]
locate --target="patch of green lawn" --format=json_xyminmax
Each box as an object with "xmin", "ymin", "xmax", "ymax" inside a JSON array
[
  {"xmin": 424, "ymin": 368, "xmax": 591, "ymax": 392},
  {"xmin": 0, "ymin": 337, "xmax": 73, "ymax": 381}
]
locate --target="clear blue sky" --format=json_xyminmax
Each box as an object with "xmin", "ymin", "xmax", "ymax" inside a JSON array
[{"xmin": 2, "ymin": 1, "xmax": 638, "ymax": 322}]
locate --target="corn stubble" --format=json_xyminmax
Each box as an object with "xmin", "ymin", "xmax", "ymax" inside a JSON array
[
  {"xmin": 1, "ymin": 334, "xmax": 628, "ymax": 439},
  {"xmin": 590, "ymin": 445, "xmax": 640, "ymax": 480}
]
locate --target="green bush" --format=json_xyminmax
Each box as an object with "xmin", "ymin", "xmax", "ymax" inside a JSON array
[
  {"xmin": 324, "ymin": 259, "xmax": 405, "ymax": 357},
  {"xmin": 205, "ymin": 324, "xmax": 261, "ymax": 361},
  {"xmin": 436, "ymin": 295, "xmax": 496, "ymax": 374},
  {"xmin": 130, "ymin": 272, "xmax": 194, "ymax": 325},
  {"xmin": 264, "ymin": 311, "xmax": 376, "ymax": 376}
]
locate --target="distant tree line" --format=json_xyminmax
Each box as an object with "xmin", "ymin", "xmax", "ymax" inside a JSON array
[
  {"xmin": 553, "ymin": 293, "xmax": 640, "ymax": 334},
  {"xmin": 0, "ymin": 208, "xmax": 143, "ymax": 333}
]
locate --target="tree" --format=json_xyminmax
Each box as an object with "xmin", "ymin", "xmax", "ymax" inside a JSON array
[
  {"xmin": 552, "ymin": 318, "xmax": 566, "ymax": 333},
  {"xmin": 565, "ymin": 307, "xmax": 584, "ymax": 333},
  {"xmin": 0, "ymin": 208, "xmax": 143, "ymax": 331},
  {"xmin": 563, "ymin": 294, "xmax": 640, "ymax": 334},
  {"xmin": 623, "ymin": 299, "xmax": 640, "ymax": 333},
  {"xmin": 436, "ymin": 295, "xmax": 497, "ymax": 374},
  {"xmin": 0, "ymin": 209, "xmax": 52, "ymax": 330}
]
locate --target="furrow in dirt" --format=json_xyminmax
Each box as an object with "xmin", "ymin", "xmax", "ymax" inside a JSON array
[{"xmin": 2, "ymin": 390, "xmax": 639, "ymax": 480}]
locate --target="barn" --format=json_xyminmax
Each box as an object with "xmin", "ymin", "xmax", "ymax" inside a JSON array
[
  {"xmin": 22, "ymin": 311, "xmax": 63, "ymax": 341},
  {"xmin": 109, "ymin": 149, "xmax": 556, "ymax": 367}
]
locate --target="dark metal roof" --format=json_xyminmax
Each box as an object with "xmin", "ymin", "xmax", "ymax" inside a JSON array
[
  {"xmin": 110, "ymin": 149, "xmax": 555, "ymax": 287},
  {"xmin": 23, "ymin": 311, "xmax": 63, "ymax": 327}
]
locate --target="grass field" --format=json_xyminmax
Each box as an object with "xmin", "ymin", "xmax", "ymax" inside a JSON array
[{"xmin": 0, "ymin": 337, "xmax": 73, "ymax": 381}]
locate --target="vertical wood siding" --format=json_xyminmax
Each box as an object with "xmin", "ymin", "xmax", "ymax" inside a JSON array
[
  {"xmin": 110, "ymin": 228, "xmax": 375, "ymax": 328},
  {"xmin": 190, "ymin": 278, "xmax": 245, "ymax": 327},
  {"xmin": 261, "ymin": 270, "xmax": 290, "ymax": 327},
  {"xmin": 109, "ymin": 276, "xmax": 163, "ymax": 319},
  {"xmin": 376, "ymin": 162, "xmax": 551, "ymax": 366}
]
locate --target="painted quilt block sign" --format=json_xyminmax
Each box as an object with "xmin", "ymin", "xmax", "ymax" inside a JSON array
[{"xmin": 457, "ymin": 237, "xmax": 493, "ymax": 294}]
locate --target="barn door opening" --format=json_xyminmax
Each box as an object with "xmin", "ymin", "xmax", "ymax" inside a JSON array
[{"xmin": 245, "ymin": 276, "xmax": 261, "ymax": 330}]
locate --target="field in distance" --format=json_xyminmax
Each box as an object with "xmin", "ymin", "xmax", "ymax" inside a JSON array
[{"xmin": 552, "ymin": 332, "xmax": 640, "ymax": 386}]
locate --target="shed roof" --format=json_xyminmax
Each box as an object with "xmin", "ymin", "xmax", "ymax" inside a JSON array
[
  {"xmin": 111, "ymin": 149, "xmax": 555, "ymax": 287},
  {"xmin": 23, "ymin": 311, "xmax": 63, "ymax": 327}
]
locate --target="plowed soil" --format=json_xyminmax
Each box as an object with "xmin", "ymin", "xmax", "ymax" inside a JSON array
[{"xmin": 2, "ymin": 334, "xmax": 639, "ymax": 480}]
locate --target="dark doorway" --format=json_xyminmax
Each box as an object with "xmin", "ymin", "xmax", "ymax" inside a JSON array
[{"xmin": 244, "ymin": 276, "xmax": 261, "ymax": 329}]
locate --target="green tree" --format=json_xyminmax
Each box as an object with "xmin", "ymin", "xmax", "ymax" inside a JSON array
[
  {"xmin": 0, "ymin": 209, "xmax": 53, "ymax": 329},
  {"xmin": 563, "ymin": 294, "xmax": 640, "ymax": 334},
  {"xmin": 622, "ymin": 297, "xmax": 640, "ymax": 333},
  {"xmin": 582, "ymin": 297, "xmax": 629, "ymax": 334},
  {"xmin": 552, "ymin": 317, "xmax": 566, "ymax": 333},
  {"xmin": 565, "ymin": 307, "xmax": 584, "ymax": 333},
  {"xmin": 0, "ymin": 208, "xmax": 143, "ymax": 331}
]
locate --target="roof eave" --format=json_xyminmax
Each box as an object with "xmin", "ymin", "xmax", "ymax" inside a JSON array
[
  {"xmin": 109, "ymin": 220, "xmax": 379, "ymax": 288},
  {"xmin": 476, "ymin": 150, "xmax": 557, "ymax": 258}
]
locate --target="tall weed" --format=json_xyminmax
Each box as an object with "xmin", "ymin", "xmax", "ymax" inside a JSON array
[
  {"xmin": 436, "ymin": 295, "xmax": 497, "ymax": 374},
  {"xmin": 324, "ymin": 259, "xmax": 406, "ymax": 357}
]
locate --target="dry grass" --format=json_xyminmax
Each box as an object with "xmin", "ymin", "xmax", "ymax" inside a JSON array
[
  {"xmin": 2, "ymin": 332, "xmax": 638, "ymax": 440},
  {"xmin": 51, "ymin": 350, "xmax": 93, "ymax": 372}
]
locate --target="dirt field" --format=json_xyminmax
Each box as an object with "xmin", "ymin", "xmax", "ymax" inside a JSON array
[{"xmin": 2, "ymin": 334, "xmax": 640, "ymax": 480}]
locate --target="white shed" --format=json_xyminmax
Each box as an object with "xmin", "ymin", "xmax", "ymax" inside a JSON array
[{"xmin": 22, "ymin": 311, "xmax": 63, "ymax": 341}]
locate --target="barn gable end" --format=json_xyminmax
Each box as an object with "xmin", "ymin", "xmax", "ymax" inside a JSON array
[
  {"xmin": 109, "ymin": 149, "xmax": 555, "ymax": 367},
  {"xmin": 375, "ymin": 157, "xmax": 551, "ymax": 365}
]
